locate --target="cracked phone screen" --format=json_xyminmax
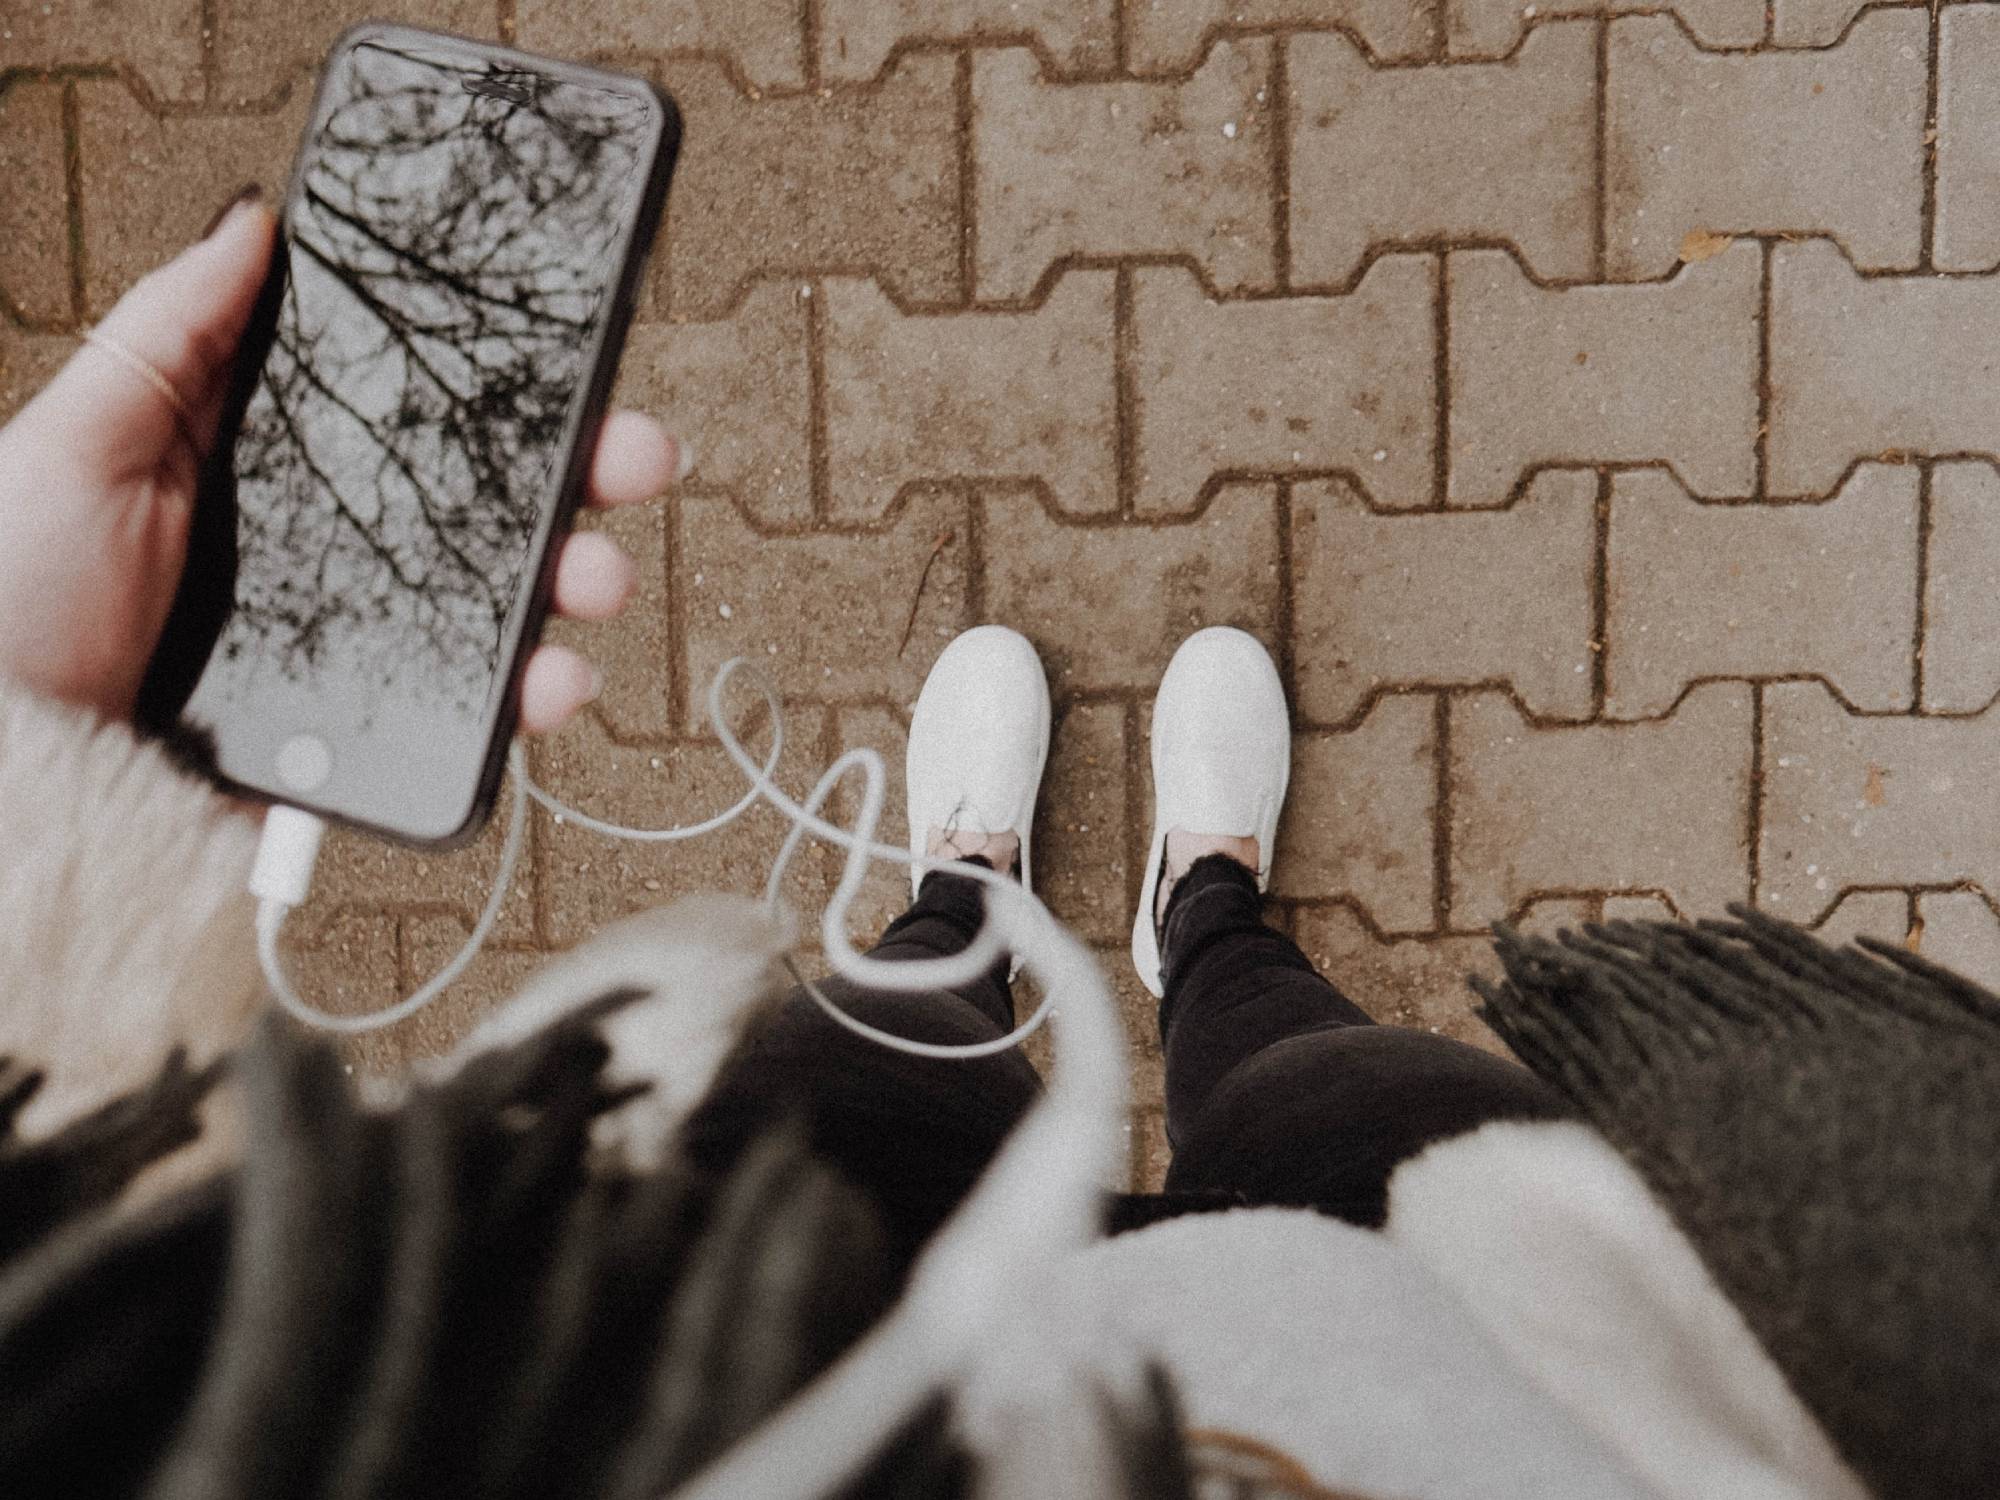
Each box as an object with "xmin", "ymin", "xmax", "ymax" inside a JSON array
[{"xmin": 177, "ymin": 38, "xmax": 654, "ymax": 839}]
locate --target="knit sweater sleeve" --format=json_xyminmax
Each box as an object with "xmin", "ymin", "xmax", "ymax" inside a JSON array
[{"xmin": 0, "ymin": 677, "xmax": 263, "ymax": 1136}]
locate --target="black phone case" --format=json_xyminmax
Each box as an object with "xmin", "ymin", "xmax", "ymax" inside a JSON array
[{"xmin": 137, "ymin": 22, "xmax": 682, "ymax": 849}]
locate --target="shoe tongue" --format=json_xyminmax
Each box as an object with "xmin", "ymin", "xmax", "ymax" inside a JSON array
[
  {"xmin": 951, "ymin": 783, "xmax": 1027, "ymax": 835},
  {"xmin": 941, "ymin": 737, "xmax": 1030, "ymax": 832}
]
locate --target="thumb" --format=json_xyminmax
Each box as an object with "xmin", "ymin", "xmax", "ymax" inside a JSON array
[{"xmin": 43, "ymin": 191, "xmax": 278, "ymax": 473}]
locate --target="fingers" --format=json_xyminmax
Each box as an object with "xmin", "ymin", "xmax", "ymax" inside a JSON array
[
  {"xmin": 587, "ymin": 409, "xmax": 689, "ymax": 508},
  {"xmin": 519, "ymin": 644, "xmax": 602, "ymax": 735},
  {"xmin": 552, "ymin": 530, "xmax": 639, "ymax": 620},
  {"xmin": 526, "ymin": 534, "xmax": 638, "ymax": 734},
  {"xmin": 47, "ymin": 194, "xmax": 277, "ymax": 473}
]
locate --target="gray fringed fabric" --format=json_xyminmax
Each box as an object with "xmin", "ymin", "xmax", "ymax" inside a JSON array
[
  {"xmin": 0, "ymin": 1004, "xmax": 1196, "ymax": 1500},
  {"xmin": 1474, "ymin": 904, "xmax": 2000, "ymax": 1500}
]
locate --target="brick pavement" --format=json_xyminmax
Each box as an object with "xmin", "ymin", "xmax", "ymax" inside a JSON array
[{"xmin": 7, "ymin": 0, "xmax": 2000, "ymax": 1192}]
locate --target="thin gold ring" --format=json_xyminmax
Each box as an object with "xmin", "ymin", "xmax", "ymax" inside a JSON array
[{"xmin": 80, "ymin": 327, "xmax": 197, "ymax": 432}]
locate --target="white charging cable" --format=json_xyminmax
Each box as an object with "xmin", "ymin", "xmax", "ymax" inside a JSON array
[{"xmin": 250, "ymin": 658, "xmax": 1056, "ymax": 1058}]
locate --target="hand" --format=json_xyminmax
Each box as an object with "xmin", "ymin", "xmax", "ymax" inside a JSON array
[{"xmin": 0, "ymin": 189, "xmax": 686, "ymax": 734}]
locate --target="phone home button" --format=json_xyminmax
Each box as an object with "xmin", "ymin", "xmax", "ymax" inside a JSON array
[{"xmin": 276, "ymin": 733, "xmax": 333, "ymax": 793}]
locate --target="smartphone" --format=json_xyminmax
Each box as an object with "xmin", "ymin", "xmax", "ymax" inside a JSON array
[{"xmin": 138, "ymin": 24, "xmax": 679, "ymax": 846}]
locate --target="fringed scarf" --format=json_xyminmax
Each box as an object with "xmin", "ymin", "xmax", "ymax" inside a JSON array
[
  {"xmin": 0, "ymin": 1004, "xmax": 1193, "ymax": 1500},
  {"xmin": 1476, "ymin": 905, "xmax": 2000, "ymax": 1500}
]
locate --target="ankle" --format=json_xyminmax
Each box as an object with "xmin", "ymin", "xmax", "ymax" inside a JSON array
[
  {"xmin": 1165, "ymin": 830, "xmax": 1257, "ymax": 881},
  {"xmin": 1157, "ymin": 830, "xmax": 1259, "ymax": 930}
]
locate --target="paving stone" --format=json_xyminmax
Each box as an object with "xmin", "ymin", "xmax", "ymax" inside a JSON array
[
  {"xmin": 331, "ymin": 916, "xmax": 546, "ymax": 1076},
  {"xmin": 655, "ymin": 54, "xmax": 961, "ymax": 321},
  {"xmin": 980, "ymin": 485, "xmax": 1283, "ymax": 695},
  {"xmin": 675, "ymin": 489, "xmax": 971, "ymax": 734},
  {"xmin": 1129, "ymin": 0, "xmax": 1436, "ymax": 72},
  {"xmin": 1510, "ymin": 896, "xmax": 1598, "ymax": 940},
  {"xmin": 1605, "ymin": 12, "xmax": 1927, "ymax": 282},
  {"xmin": 1292, "ymin": 909, "xmax": 1503, "ymax": 1055},
  {"xmin": 1604, "ymin": 465, "xmax": 1920, "ymax": 719},
  {"xmin": 279, "ymin": 906, "xmax": 400, "ymax": 1024},
  {"xmin": 1290, "ymin": 22, "xmax": 1596, "ymax": 287},
  {"xmin": 211, "ymin": 0, "xmax": 497, "ymax": 103},
  {"xmin": 74, "ymin": 81, "xmax": 310, "ymax": 319},
  {"xmin": 536, "ymin": 712, "xmax": 833, "ymax": 948},
  {"xmin": 972, "ymin": 40, "xmax": 1277, "ymax": 301},
  {"xmin": 1812, "ymin": 889, "xmax": 1912, "ymax": 950},
  {"xmin": 1069, "ymin": 945, "xmax": 1170, "ymax": 1113},
  {"xmin": 544, "ymin": 504, "xmax": 673, "ymax": 742},
  {"xmin": 1290, "ymin": 896, "xmax": 1588, "ymax": 1051},
  {"xmin": 1937, "ymin": 5, "xmax": 2000, "ymax": 273},
  {"xmin": 1608, "ymin": 891, "xmax": 1917, "ymax": 948},
  {"xmin": 0, "ymin": 0, "xmax": 205, "ymax": 103},
  {"xmin": 517, "ymin": 0, "xmax": 804, "ymax": 93},
  {"xmin": 1761, "ymin": 682, "xmax": 2000, "ymax": 919},
  {"xmin": 617, "ymin": 287, "xmax": 814, "ymax": 528},
  {"xmin": 1600, "ymin": 894, "xmax": 1678, "ymax": 923},
  {"xmin": 1269, "ymin": 694, "xmax": 1438, "ymax": 934},
  {"xmin": 305, "ymin": 806, "xmax": 538, "ymax": 947},
  {"xmin": 823, "ymin": 705, "xmax": 916, "ymax": 950},
  {"xmin": 823, "ymin": 0, "xmax": 1117, "ymax": 83},
  {"xmin": 825, "ymin": 273, "xmax": 1117, "ymax": 521},
  {"xmin": 0, "ymin": 327, "xmax": 76, "ymax": 425},
  {"xmin": 1451, "ymin": 683, "xmax": 1755, "ymax": 925},
  {"xmin": 0, "ymin": 81, "xmax": 72, "ymax": 328},
  {"xmin": 1770, "ymin": 241, "xmax": 2000, "ymax": 497},
  {"xmin": 1449, "ymin": 0, "xmax": 1763, "ymax": 56},
  {"xmin": 1130, "ymin": 1109, "xmax": 1170, "ymax": 1194},
  {"xmin": 1036, "ymin": 702, "xmax": 1135, "ymax": 946},
  {"xmin": 1133, "ymin": 258, "xmax": 1435, "ymax": 516},
  {"xmin": 1020, "ymin": 984, "xmax": 1055, "ymax": 1079},
  {"xmin": 1914, "ymin": 890, "xmax": 2000, "ymax": 992},
  {"xmin": 1924, "ymin": 461, "xmax": 2000, "ymax": 713},
  {"xmin": 1772, "ymin": 0, "xmax": 1915, "ymax": 47},
  {"xmin": 1449, "ymin": 241, "xmax": 1760, "ymax": 507},
  {"xmin": 1291, "ymin": 471, "xmax": 1596, "ymax": 726}
]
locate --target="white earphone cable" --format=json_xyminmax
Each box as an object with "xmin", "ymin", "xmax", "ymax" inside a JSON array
[{"xmin": 250, "ymin": 659, "xmax": 1056, "ymax": 1058}]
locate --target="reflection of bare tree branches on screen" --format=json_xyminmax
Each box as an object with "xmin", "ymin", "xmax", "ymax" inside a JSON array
[{"xmin": 220, "ymin": 43, "xmax": 645, "ymax": 712}]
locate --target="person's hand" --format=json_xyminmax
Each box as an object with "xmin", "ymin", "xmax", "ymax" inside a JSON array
[{"xmin": 0, "ymin": 188, "xmax": 687, "ymax": 733}]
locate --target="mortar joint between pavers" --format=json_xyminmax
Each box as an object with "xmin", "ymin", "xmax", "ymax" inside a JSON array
[
  {"xmin": 1431, "ymin": 691, "xmax": 1453, "ymax": 929},
  {"xmin": 1273, "ymin": 476, "xmax": 1300, "ymax": 705},
  {"xmin": 1774, "ymin": 880, "xmax": 1996, "ymax": 932},
  {"xmin": 1747, "ymin": 679, "xmax": 1764, "ymax": 903},
  {"xmin": 1914, "ymin": 460, "xmax": 1935, "ymax": 708},
  {"xmin": 801, "ymin": 0, "xmax": 822, "ymax": 91},
  {"xmin": 1269, "ymin": 892, "xmax": 1452, "ymax": 942},
  {"xmin": 1590, "ymin": 469, "xmax": 1611, "ymax": 715},
  {"xmin": 1592, "ymin": 16, "xmax": 1608, "ymax": 279},
  {"xmin": 1270, "ymin": 32, "xmax": 1293, "ymax": 292},
  {"xmin": 59, "ymin": 78, "xmax": 85, "ymax": 324},
  {"xmin": 954, "ymin": 46, "xmax": 976, "ymax": 300},
  {"xmin": 1431, "ymin": 251, "xmax": 1450, "ymax": 507},
  {"xmin": 1113, "ymin": 265, "xmax": 1137, "ymax": 517}
]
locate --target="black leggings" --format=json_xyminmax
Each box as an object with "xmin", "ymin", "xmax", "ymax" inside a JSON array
[{"xmin": 675, "ymin": 855, "xmax": 1566, "ymax": 1271}]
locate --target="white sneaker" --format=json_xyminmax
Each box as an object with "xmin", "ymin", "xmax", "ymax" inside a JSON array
[
  {"xmin": 905, "ymin": 625, "xmax": 1052, "ymax": 899},
  {"xmin": 1131, "ymin": 628, "xmax": 1291, "ymax": 997}
]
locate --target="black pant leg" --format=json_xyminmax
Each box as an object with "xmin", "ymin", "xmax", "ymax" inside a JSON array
[
  {"xmin": 674, "ymin": 864, "xmax": 1042, "ymax": 1271},
  {"xmin": 1156, "ymin": 855, "xmax": 1567, "ymax": 1227},
  {"xmin": 1159, "ymin": 855, "xmax": 1375, "ymax": 1147}
]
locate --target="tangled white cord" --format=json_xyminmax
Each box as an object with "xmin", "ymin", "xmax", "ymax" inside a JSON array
[{"xmin": 252, "ymin": 657, "xmax": 1057, "ymax": 1059}]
